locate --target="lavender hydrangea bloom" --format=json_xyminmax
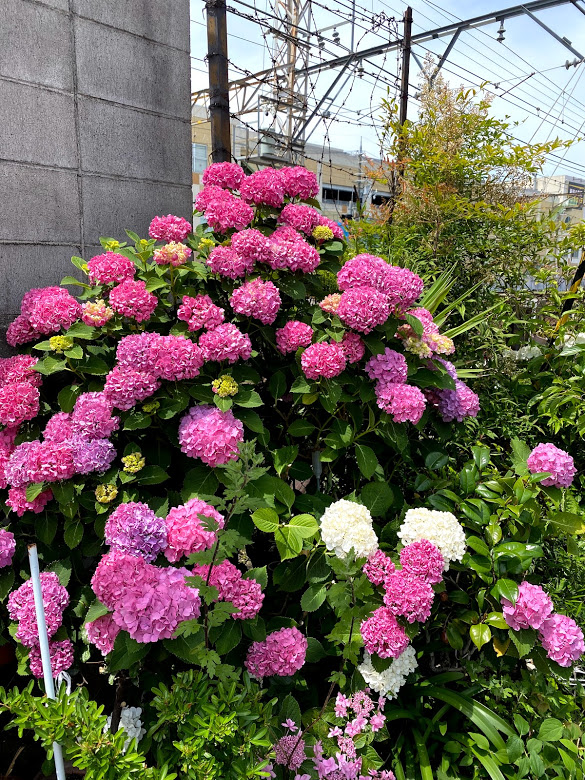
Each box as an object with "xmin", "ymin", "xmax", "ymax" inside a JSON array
[
  {"xmin": 104, "ymin": 502, "xmax": 167, "ymax": 562},
  {"xmin": 72, "ymin": 437, "xmax": 116, "ymax": 475}
]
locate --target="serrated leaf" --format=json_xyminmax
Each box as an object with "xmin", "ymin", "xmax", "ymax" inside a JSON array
[
  {"xmin": 64, "ymin": 519, "xmax": 84, "ymax": 549},
  {"xmin": 273, "ymin": 445, "xmax": 299, "ymax": 476},
  {"xmin": 214, "ymin": 620, "xmax": 241, "ymax": 655},
  {"xmin": 244, "ymin": 566, "xmax": 268, "ymax": 589},
  {"xmin": 537, "ymin": 718, "xmax": 563, "ymax": 743},
  {"xmin": 288, "ymin": 418, "xmax": 316, "ymax": 436},
  {"xmin": 360, "ymin": 482, "xmax": 393, "ymax": 517},
  {"xmin": 509, "ymin": 628, "xmax": 536, "ymax": 658},
  {"xmin": 252, "ymin": 508, "xmax": 280, "ymax": 533},
  {"xmin": 65, "ymin": 322, "xmax": 97, "ymax": 340},
  {"xmin": 85, "ymin": 600, "xmax": 110, "ymax": 624},
  {"xmin": 135, "ymin": 465, "xmax": 169, "ymax": 485},
  {"xmin": 355, "ymin": 444, "xmax": 378, "ymax": 479},
  {"xmin": 25, "ymin": 483, "xmax": 45, "ymax": 502},
  {"xmin": 510, "ymin": 437, "xmax": 530, "ymax": 476},
  {"xmin": 288, "ymin": 514, "xmax": 318, "ymax": 537},
  {"xmin": 301, "ymin": 584, "xmax": 327, "ymax": 612},
  {"xmin": 182, "ymin": 465, "xmax": 219, "ymax": 499},
  {"xmin": 280, "ymin": 694, "xmax": 302, "ymax": 728},
  {"xmin": 549, "ymin": 512, "xmax": 585, "ymax": 534}
]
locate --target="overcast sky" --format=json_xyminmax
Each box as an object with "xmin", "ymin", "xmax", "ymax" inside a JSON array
[{"xmin": 191, "ymin": 0, "xmax": 585, "ymax": 178}]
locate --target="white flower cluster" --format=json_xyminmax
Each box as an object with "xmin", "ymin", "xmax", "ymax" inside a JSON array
[
  {"xmin": 398, "ymin": 508, "xmax": 466, "ymax": 570},
  {"xmin": 320, "ymin": 499, "xmax": 379, "ymax": 559},
  {"xmin": 516, "ymin": 345, "xmax": 541, "ymax": 362},
  {"xmin": 358, "ymin": 647, "xmax": 418, "ymax": 698},
  {"xmin": 105, "ymin": 706, "xmax": 145, "ymax": 753}
]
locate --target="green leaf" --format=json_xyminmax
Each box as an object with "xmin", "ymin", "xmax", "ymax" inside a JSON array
[
  {"xmin": 425, "ymin": 451, "xmax": 449, "ymax": 470},
  {"xmin": 288, "ymin": 514, "xmax": 318, "ymax": 537},
  {"xmin": 509, "ymin": 628, "xmax": 536, "ymax": 658},
  {"xmin": 214, "ymin": 620, "xmax": 241, "ymax": 654},
  {"xmin": 0, "ymin": 570, "xmax": 15, "ymax": 601},
  {"xmin": 470, "ymin": 624, "xmax": 492, "ymax": 650},
  {"xmin": 301, "ymin": 584, "xmax": 327, "ymax": 612},
  {"xmin": 46, "ymin": 559, "xmax": 72, "ymax": 587},
  {"xmin": 135, "ymin": 466, "xmax": 169, "ymax": 485},
  {"xmin": 491, "ymin": 579, "xmax": 518, "ymax": 604},
  {"xmin": 123, "ymin": 411, "xmax": 152, "ymax": 430},
  {"xmin": 466, "ymin": 535, "xmax": 490, "ymax": 556},
  {"xmin": 460, "ymin": 465, "xmax": 477, "ymax": 494},
  {"xmin": 549, "ymin": 512, "xmax": 585, "ymax": 534},
  {"xmin": 244, "ymin": 566, "xmax": 268, "ymax": 589},
  {"xmin": 81, "ymin": 356, "xmax": 110, "ymax": 375},
  {"xmin": 64, "ymin": 345, "xmax": 83, "ymax": 359},
  {"xmin": 360, "ymin": 482, "xmax": 394, "ymax": 517},
  {"xmin": 404, "ymin": 313, "xmax": 424, "ymax": 336},
  {"xmin": 235, "ymin": 389, "xmax": 263, "ymax": 408},
  {"xmin": 506, "ymin": 734, "xmax": 525, "ymax": 763},
  {"xmin": 71, "ymin": 255, "xmax": 87, "ymax": 271},
  {"xmin": 65, "ymin": 322, "xmax": 97, "ymax": 340},
  {"xmin": 355, "ymin": 444, "xmax": 379, "ymax": 479},
  {"xmin": 472, "ymin": 446, "xmax": 491, "ymax": 471},
  {"xmin": 288, "ymin": 418, "xmax": 316, "ymax": 436},
  {"xmin": 273, "ymin": 445, "xmax": 299, "ymax": 476},
  {"xmin": 235, "ymin": 408, "xmax": 266, "ymax": 434},
  {"xmin": 37, "ymin": 514, "xmax": 58, "ymax": 546},
  {"xmin": 307, "ymin": 549, "xmax": 330, "ymax": 583},
  {"xmin": 510, "ymin": 438, "xmax": 530, "ymax": 476},
  {"xmin": 445, "ymin": 623, "xmax": 464, "ymax": 649},
  {"xmin": 252, "ymin": 508, "xmax": 280, "ymax": 533},
  {"xmin": 274, "ymin": 525, "xmax": 303, "ymax": 560},
  {"xmin": 163, "ymin": 632, "xmax": 205, "ymax": 664},
  {"xmin": 280, "ymin": 694, "xmax": 302, "ymax": 729},
  {"xmin": 25, "ymin": 483, "xmax": 45, "ymax": 502},
  {"xmin": 60, "ymin": 275, "xmax": 89, "ymax": 288},
  {"xmin": 109, "ymin": 634, "xmax": 149, "ymax": 670},
  {"xmin": 182, "ymin": 466, "xmax": 219, "ymax": 498},
  {"xmin": 291, "ymin": 376, "xmax": 312, "ymax": 394},
  {"xmin": 85, "ymin": 600, "xmax": 110, "ymax": 624},
  {"xmin": 58, "ymin": 384, "xmax": 82, "ymax": 413},
  {"xmin": 269, "ymin": 371, "xmax": 287, "ymax": 399},
  {"xmin": 537, "ymin": 718, "xmax": 564, "ymax": 743},
  {"xmin": 484, "ymin": 612, "xmax": 508, "ymax": 629},
  {"xmin": 64, "ymin": 519, "xmax": 84, "ymax": 549},
  {"xmin": 35, "ymin": 356, "xmax": 67, "ymax": 375}
]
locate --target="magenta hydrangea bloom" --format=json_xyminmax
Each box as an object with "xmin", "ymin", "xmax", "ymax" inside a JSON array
[
  {"xmin": 363, "ymin": 550, "xmax": 395, "ymax": 586},
  {"xmin": 340, "ymin": 332, "xmax": 365, "ymax": 364},
  {"xmin": 116, "ymin": 332, "xmax": 162, "ymax": 373},
  {"xmin": 0, "ymin": 355, "xmax": 41, "ymax": 388},
  {"xmin": 149, "ymin": 214, "xmax": 192, "ymax": 242},
  {"xmin": 87, "ymin": 252, "xmax": 136, "ymax": 285},
  {"xmin": 104, "ymin": 501, "xmax": 167, "ymax": 562},
  {"xmin": 268, "ymin": 232, "xmax": 320, "ymax": 272},
  {"xmin": 10, "ymin": 440, "xmax": 76, "ymax": 484},
  {"xmin": 381, "ymin": 266, "xmax": 424, "ymax": 312},
  {"xmin": 8, "ymin": 572, "xmax": 68, "ymax": 647},
  {"xmin": 282, "ymin": 165, "xmax": 319, "ymax": 200},
  {"xmin": 179, "ymin": 404, "xmax": 244, "ymax": 466},
  {"xmin": 153, "ymin": 242, "xmax": 192, "ymax": 267},
  {"xmin": 0, "ymin": 383, "xmax": 39, "ymax": 427},
  {"xmin": 92, "ymin": 550, "xmax": 149, "ymax": 610},
  {"xmin": 103, "ymin": 366, "xmax": 160, "ymax": 411},
  {"xmin": 276, "ymin": 321, "xmax": 314, "ymax": 354},
  {"xmin": 376, "ymin": 383, "xmax": 426, "ymax": 424},
  {"xmin": 0, "ymin": 427, "xmax": 18, "ymax": 490},
  {"xmin": 278, "ymin": 203, "xmax": 321, "ymax": 235},
  {"xmin": 527, "ymin": 443, "xmax": 576, "ymax": 488},
  {"xmin": 193, "ymin": 560, "xmax": 264, "ymax": 620},
  {"xmin": 6, "ymin": 315, "xmax": 36, "ymax": 347},
  {"xmin": 195, "ymin": 185, "xmax": 226, "ymax": 212},
  {"xmin": 71, "ymin": 392, "xmax": 120, "ymax": 439},
  {"xmin": 501, "ymin": 581, "xmax": 553, "ymax": 630},
  {"xmin": 274, "ymin": 735, "xmax": 307, "ymax": 771},
  {"xmin": 177, "ymin": 294, "xmax": 225, "ymax": 332},
  {"xmin": 29, "ymin": 639, "xmax": 74, "ymax": 679},
  {"xmin": 337, "ymin": 287, "xmax": 389, "ymax": 334},
  {"xmin": 383, "ymin": 570, "xmax": 435, "ymax": 623},
  {"xmin": 360, "ymin": 606, "xmax": 409, "ymax": 658},
  {"xmin": 204, "ymin": 191, "xmax": 255, "ymax": 233},
  {"xmin": 0, "ymin": 529, "xmax": 16, "ymax": 568},
  {"xmin": 109, "ymin": 280, "xmax": 157, "ymax": 323},
  {"xmin": 207, "ymin": 245, "xmax": 254, "ymax": 279},
  {"xmin": 44, "ymin": 412, "xmax": 74, "ymax": 443},
  {"xmin": 230, "ymin": 278, "xmax": 282, "ymax": 325},
  {"xmin": 316, "ymin": 215, "xmax": 344, "ymax": 239},
  {"xmin": 246, "ymin": 626, "xmax": 307, "ymax": 678},
  {"xmin": 26, "ymin": 287, "xmax": 82, "ymax": 335},
  {"xmin": 86, "ymin": 613, "xmax": 120, "ymax": 656},
  {"xmin": 365, "ymin": 349, "xmax": 408, "ymax": 384},
  {"xmin": 539, "ymin": 613, "xmax": 585, "ymax": 667},
  {"xmin": 301, "ymin": 341, "xmax": 347, "ymax": 380},
  {"xmin": 338, "ymin": 254, "xmax": 389, "ymax": 292},
  {"xmin": 400, "ymin": 540, "xmax": 445, "ymax": 584},
  {"xmin": 5, "ymin": 441, "xmax": 42, "ymax": 487},
  {"xmin": 155, "ymin": 336, "xmax": 203, "ymax": 381},
  {"xmin": 230, "ymin": 228, "xmax": 271, "ymax": 265},
  {"xmin": 164, "ymin": 499, "xmax": 225, "ymax": 562},
  {"xmin": 434, "ymin": 380, "xmax": 480, "ymax": 423},
  {"xmin": 198, "ymin": 323, "xmax": 252, "ymax": 364},
  {"xmin": 202, "ymin": 161, "xmax": 245, "ymax": 190},
  {"xmin": 240, "ymin": 168, "xmax": 286, "ymax": 208}
]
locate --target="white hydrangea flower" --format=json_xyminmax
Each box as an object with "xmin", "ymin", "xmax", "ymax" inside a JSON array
[
  {"xmin": 397, "ymin": 508, "xmax": 466, "ymax": 570},
  {"xmin": 516, "ymin": 345, "xmax": 541, "ymax": 362},
  {"xmin": 358, "ymin": 647, "xmax": 418, "ymax": 698},
  {"xmin": 319, "ymin": 498, "xmax": 378, "ymax": 559},
  {"xmin": 105, "ymin": 706, "xmax": 145, "ymax": 753}
]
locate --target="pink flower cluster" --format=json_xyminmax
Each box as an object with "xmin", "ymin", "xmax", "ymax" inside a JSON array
[
  {"xmin": 149, "ymin": 214, "xmax": 192, "ymax": 242},
  {"xmin": 0, "ymin": 355, "xmax": 41, "ymax": 388},
  {"xmin": 338, "ymin": 254, "xmax": 424, "ymax": 313},
  {"xmin": 199, "ymin": 323, "xmax": 252, "ymax": 364},
  {"xmin": 192, "ymin": 559, "xmax": 264, "ymax": 620},
  {"xmin": 178, "ymin": 404, "xmax": 244, "ymax": 466},
  {"xmin": 276, "ymin": 321, "xmax": 314, "ymax": 354},
  {"xmin": 104, "ymin": 501, "xmax": 167, "ymax": 562},
  {"xmin": 178, "ymin": 293, "xmax": 225, "ymax": 332},
  {"xmin": 360, "ymin": 606, "xmax": 409, "ymax": 658},
  {"xmin": 268, "ymin": 226, "xmax": 321, "ymax": 273},
  {"xmin": 527, "ymin": 443, "xmax": 576, "ymax": 488},
  {"xmin": 301, "ymin": 341, "xmax": 347, "ymax": 380},
  {"xmin": 165, "ymin": 498, "xmax": 225, "ymax": 562},
  {"xmin": 6, "ymin": 485, "xmax": 53, "ymax": 517},
  {"xmin": 207, "ymin": 246, "xmax": 254, "ymax": 279},
  {"xmin": 230, "ymin": 278, "xmax": 282, "ymax": 325},
  {"xmin": 85, "ymin": 613, "xmax": 120, "ymax": 656},
  {"xmin": 400, "ymin": 540, "xmax": 445, "ymax": 584},
  {"xmin": 87, "ymin": 252, "xmax": 136, "ymax": 285},
  {"xmin": 279, "ymin": 203, "xmax": 321, "ymax": 235},
  {"xmin": 240, "ymin": 168, "xmax": 286, "ymax": 208},
  {"xmin": 245, "ymin": 626, "xmax": 307, "ymax": 678},
  {"xmin": 82, "ymin": 299, "xmax": 113, "ymax": 327},
  {"xmin": 91, "ymin": 550, "xmax": 201, "ymax": 644},
  {"xmin": 502, "ymin": 581, "xmax": 553, "ymax": 630},
  {"xmin": 282, "ymin": 165, "xmax": 319, "ymax": 200},
  {"xmin": 337, "ymin": 287, "xmax": 389, "ymax": 334},
  {"xmin": 202, "ymin": 162, "xmax": 245, "ymax": 191},
  {"xmin": 231, "ymin": 228, "xmax": 271, "ymax": 264},
  {"xmin": 7, "ymin": 286, "xmax": 81, "ymax": 346},
  {"xmin": 196, "ymin": 187, "xmax": 254, "ymax": 233},
  {"xmin": 310, "ymin": 739, "xmax": 395, "ymax": 780},
  {"xmin": 363, "ymin": 550, "xmax": 395, "ymax": 586},
  {"xmin": 153, "ymin": 242, "xmax": 192, "ymax": 267},
  {"xmin": 365, "ymin": 349, "xmax": 408, "ymax": 384},
  {"xmin": 0, "ymin": 528, "xmax": 16, "ymax": 568},
  {"xmin": 109, "ymin": 279, "xmax": 158, "ymax": 323},
  {"xmin": 340, "ymin": 332, "xmax": 365, "ymax": 364},
  {"xmin": 8, "ymin": 572, "xmax": 73, "ymax": 678},
  {"xmin": 383, "ymin": 569, "xmax": 435, "ymax": 623},
  {"xmin": 376, "ymin": 383, "xmax": 426, "ymax": 424},
  {"xmin": 424, "ymin": 359, "xmax": 480, "ymax": 423},
  {"xmin": 0, "ymin": 382, "xmax": 39, "ymax": 427}
]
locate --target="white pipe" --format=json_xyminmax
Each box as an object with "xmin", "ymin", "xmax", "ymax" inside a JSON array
[{"xmin": 28, "ymin": 544, "xmax": 67, "ymax": 780}]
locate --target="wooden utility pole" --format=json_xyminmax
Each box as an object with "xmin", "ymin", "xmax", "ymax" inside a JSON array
[
  {"xmin": 206, "ymin": 0, "xmax": 231, "ymax": 163},
  {"xmin": 399, "ymin": 7, "xmax": 412, "ymax": 132}
]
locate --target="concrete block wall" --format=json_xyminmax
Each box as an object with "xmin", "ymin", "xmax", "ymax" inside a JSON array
[{"xmin": 0, "ymin": 0, "xmax": 192, "ymax": 338}]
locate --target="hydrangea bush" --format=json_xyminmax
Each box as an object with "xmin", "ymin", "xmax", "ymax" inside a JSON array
[{"xmin": 0, "ymin": 163, "xmax": 583, "ymax": 779}]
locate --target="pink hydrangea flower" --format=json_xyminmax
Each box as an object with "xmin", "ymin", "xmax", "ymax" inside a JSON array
[
  {"xmin": 81, "ymin": 299, "xmax": 114, "ymax": 327},
  {"xmin": 5, "ymin": 441, "xmax": 42, "ymax": 487},
  {"xmin": 246, "ymin": 626, "xmax": 307, "ymax": 678},
  {"xmin": 274, "ymin": 735, "xmax": 307, "ymax": 771},
  {"xmin": 165, "ymin": 499, "xmax": 225, "ymax": 562},
  {"xmin": 27, "ymin": 287, "xmax": 82, "ymax": 335},
  {"xmin": 194, "ymin": 560, "xmax": 264, "ymax": 620},
  {"xmin": 205, "ymin": 191, "xmax": 255, "ymax": 233},
  {"xmin": 276, "ymin": 321, "xmax": 314, "ymax": 354},
  {"xmin": 43, "ymin": 412, "xmax": 73, "ymax": 443},
  {"xmin": 363, "ymin": 550, "xmax": 395, "ymax": 586},
  {"xmin": 149, "ymin": 214, "xmax": 192, "ymax": 242},
  {"xmin": 153, "ymin": 242, "xmax": 192, "ymax": 267},
  {"xmin": 202, "ymin": 162, "xmax": 245, "ymax": 190},
  {"xmin": 501, "ymin": 581, "xmax": 553, "ymax": 630},
  {"xmin": 29, "ymin": 639, "xmax": 74, "ymax": 679},
  {"xmin": 383, "ymin": 570, "xmax": 434, "ymax": 623},
  {"xmin": 8, "ymin": 572, "xmax": 68, "ymax": 647},
  {"xmin": 198, "ymin": 323, "xmax": 252, "ymax": 364},
  {"xmin": 195, "ymin": 185, "xmax": 226, "ymax": 212},
  {"xmin": 335, "ymin": 693, "xmax": 350, "ymax": 718},
  {"xmin": 230, "ymin": 228, "xmax": 271, "ymax": 265},
  {"xmin": 400, "ymin": 540, "xmax": 445, "ymax": 584},
  {"xmin": 155, "ymin": 336, "xmax": 203, "ymax": 381},
  {"xmin": 0, "ymin": 529, "xmax": 16, "ymax": 568},
  {"xmin": 116, "ymin": 332, "xmax": 162, "ymax": 373},
  {"xmin": 109, "ymin": 280, "xmax": 157, "ymax": 323},
  {"xmin": 268, "ymin": 231, "xmax": 320, "ymax": 272},
  {"xmin": 360, "ymin": 606, "xmax": 409, "ymax": 658},
  {"xmin": 319, "ymin": 293, "xmax": 342, "ymax": 313},
  {"xmin": 91, "ymin": 550, "xmax": 149, "ymax": 610},
  {"xmin": 316, "ymin": 216, "xmax": 344, "ymax": 239},
  {"xmin": 0, "ymin": 383, "xmax": 39, "ymax": 426},
  {"xmin": 103, "ymin": 366, "xmax": 160, "ymax": 411},
  {"xmin": 71, "ymin": 392, "xmax": 120, "ymax": 439},
  {"xmin": 207, "ymin": 245, "xmax": 254, "ymax": 279},
  {"xmin": 282, "ymin": 166, "xmax": 319, "ymax": 200},
  {"xmin": 381, "ymin": 267, "xmax": 424, "ymax": 312},
  {"xmin": 72, "ymin": 437, "xmax": 116, "ymax": 475},
  {"xmin": 86, "ymin": 613, "xmax": 120, "ymax": 656},
  {"xmin": 365, "ymin": 349, "xmax": 408, "ymax": 384},
  {"xmin": 340, "ymin": 332, "xmax": 365, "ymax": 364},
  {"xmin": 87, "ymin": 252, "xmax": 136, "ymax": 285},
  {"xmin": 337, "ymin": 287, "xmax": 389, "ymax": 334},
  {"xmin": 279, "ymin": 203, "xmax": 321, "ymax": 235},
  {"xmin": 301, "ymin": 341, "xmax": 347, "ymax": 380},
  {"xmin": 105, "ymin": 501, "xmax": 167, "ymax": 562},
  {"xmin": 177, "ymin": 294, "xmax": 225, "ymax": 332},
  {"xmin": 376, "ymin": 383, "xmax": 426, "ymax": 424},
  {"xmin": 230, "ymin": 278, "xmax": 282, "ymax": 325},
  {"xmin": 539, "ymin": 613, "xmax": 585, "ymax": 667},
  {"xmin": 527, "ymin": 443, "xmax": 576, "ymax": 488},
  {"xmin": 0, "ymin": 427, "xmax": 18, "ymax": 490},
  {"xmin": 0, "ymin": 355, "xmax": 41, "ymax": 388},
  {"xmin": 6, "ymin": 315, "xmax": 36, "ymax": 346},
  {"xmin": 240, "ymin": 168, "xmax": 286, "ymax": 207},
  {"xmin": 433, "ymin": 380, "xmax": 480, "ymax": 423},
  {"xmin": 338, "ymin": 255, "xmax": 390, "ymax": 292},
  {"xmin": 179, "ymin": 404, "xmax": 244, "ymax": 466}
]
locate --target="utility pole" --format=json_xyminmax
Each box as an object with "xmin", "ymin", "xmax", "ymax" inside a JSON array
[
  {"xmin": 399, "ymin": 6, "xmax": 413, "ymax": 127},
  {"xmin": 206, "ymin": 0, "xmax": 231, "ymax": 163}
]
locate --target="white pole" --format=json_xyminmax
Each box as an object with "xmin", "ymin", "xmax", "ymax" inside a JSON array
[{"xmin": 28, "ymin": 544, "xmax": 67, "ymax": 780}]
